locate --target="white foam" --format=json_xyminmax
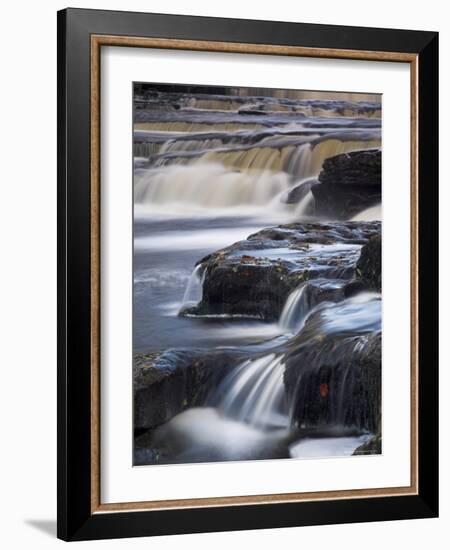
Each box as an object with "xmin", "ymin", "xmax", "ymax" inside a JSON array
[
  {"xmin": 290, "ymin": 435, "xmax": 372, "ymax": 459},
  {"xmin": 134, "ymin": 226, "xmax": 262, "ymax": 252}
]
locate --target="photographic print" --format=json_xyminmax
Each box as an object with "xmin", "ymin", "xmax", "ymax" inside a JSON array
[
  {"xmin": 58, "ymin": 11, "xmax": 438, "ymax": 539},
  {"xmin": 133, "ymin": 83, "xmax": 382, "ymax": 466}
]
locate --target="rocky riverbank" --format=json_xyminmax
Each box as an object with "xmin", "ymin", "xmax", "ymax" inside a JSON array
[{"xmin": 134, "ymin": 219, "xmax": 382, "ymax": 463}]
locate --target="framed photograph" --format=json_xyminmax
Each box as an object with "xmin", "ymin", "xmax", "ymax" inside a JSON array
[{"xmin": 57, "ymin": 8, "xmax": 438, "ymax": 541}]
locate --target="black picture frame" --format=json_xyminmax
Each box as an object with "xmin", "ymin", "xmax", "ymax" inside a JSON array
[{"xmin": 57, "ymin": 7, "xmax": 438, "ymax": 541}]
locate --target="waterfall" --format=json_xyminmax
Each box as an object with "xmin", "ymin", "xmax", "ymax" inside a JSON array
[
  {"xmin": 133, "ymin": 141, "xmax": 165, "ymax": 158},
  {"xmin": 300, "ymin": 292, "xmax": 381, "ymax": 338},
  {"xmin": 279, "ymin": 285, "xmax": 310, "ymax": 331},
  {"xmin": 198, "ymin": 138, "xmax": 380, "ymax": 179},
  {"xmin": 294, "ymin": 190, "xmax": 315, "ymax": 217},
  {"xmin": 143, "ymin": 136, "xmax": 380, "ymax": 179},
  {"xmin": 285, "ymin": 138, "xmax": 381, "ymax": 179},
  {"xmin": 211, "ymin": 292, "xmax": 381, "ymax": 433},
  {"xmin": 214, "ymin": 353, "xmax": 288, "ymax": 429},
  {"xmin": 133, "ymin": 109, "xmax": 381, "ymax": 214},
  {"xmin": 134, "ymin": 162, "xmax": 292, "ymax": 210},
  {"xmin": 179, "ymin": 265, "xmax": 205, "ymax": 313}
]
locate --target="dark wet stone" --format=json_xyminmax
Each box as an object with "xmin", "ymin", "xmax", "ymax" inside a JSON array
[
  {"xmin": 284, "ymin": 178, "xmax": 317, "ymax": 204},
  {"xmin": 312, "ymin": 149, "xmax": 381, "ymax": 219},
  {"xmin": 134, "ymin": 349, "xmax": 244, "ymax": 431},
  {"xmin": 284, "ymin": 330, "xmax": 381, "ymax": 434},
  {"xmin": 182, "ymin": 221, "xmax": 380, "ymax": 321},
  {"xmin": 238, "ymin": 106, "xmax": 267, "ymax": 116},
  {"xmin": 343, "ymin": 280, "xmax": 367, "ymax": 297},
  {"xmin": 356, "ymin": 235, "xmax": 382, "ymax": 291}
]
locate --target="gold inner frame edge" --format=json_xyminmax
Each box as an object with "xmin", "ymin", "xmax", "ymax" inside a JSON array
[{"xmin": 89, "ymin": 34, "xmax": 419, "ymax": 514}]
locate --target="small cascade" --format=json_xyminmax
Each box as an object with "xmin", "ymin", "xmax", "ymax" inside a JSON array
[
  {"xmin": 179, "ymin": 265, "xmax": 205, "ymax": 313},
  {"xmin": 286, "ymin": 334, "xmax": 381, "ymax": 432},
  {"xmin": 285, "ymin": 138, "xmax": 381, "ymax": 179},
  {"xmin": 133, "ymin": 141, "xmax": 164, "ymax": 158},
  {"xmin": 298, "ymin": 292, "xmax": 381, "ymax": 340},
  {"xmin": 212, "ymin": 292, "xmax": 381, "ymax": 432},
  {"xmin": 294, "ymin": 190, "xmax": 315, "ymax": 217},
  {"xmin": 279, "ymin": 285, "xmax": 310, "ymax": 331},
  {"xmin": 134, "ymin": 162, "xmax": 292, "ymax": 209},
  {"xmin": 214, "ymin": 353, "xmax": 288, "ymax": 429},
  {"xmin": 208, "ymin": 292, "xmax": 381, "ymax": 435},
  {"xmin": 143, "ymin": 135, "xmax": 381, "ymax": 180},
  {"xmin": 198, "ymin": 137, "xmax": 380, "ymax": 179}
]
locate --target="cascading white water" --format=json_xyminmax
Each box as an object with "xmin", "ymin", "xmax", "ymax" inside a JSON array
[
  {"xmin": 211, "ymin": 291, "xmax": 381, "ymax": 433},
  {"xmin": 135, "ymin": 148, "xmax": 380, "ymax": 215},
  {"xmin": 134, "ymin": 162, "xmax": 292, "ymax": 210},
  {"xmin": 197, "ymin": 138, "xmax": 380, "ymax": 178},
  {"xmin": 294, "ymin": 190, "xmax": 315, "ymax": 217},
  {"xmin": 216, "ymin": 353, "xmax": 288, "ymax": 429},
  {"xmin": 278, "ymin": 285, "xmax": 310, "ymax": 331},
  {"xmin": 134, "ymin": 134, "xmax": 380, "ymax": 214},
  {"xmin": 307, "ymin": 292, "xmax": 381, "ymax": 336},
  {"xmin": 179, "ymin": 265, "xmax": 205, "ymax": 313},
  {"xmin": 134, "ymin": 141, "xmax": 164, "ymax": 157},
  {"xmin": 284, "ymin": 139, "xmax": 380, "ymax": 178}
]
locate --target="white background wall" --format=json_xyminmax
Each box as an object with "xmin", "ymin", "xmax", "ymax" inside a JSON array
[{"xmin": 0, "ymin": 1, "xmax": 446, "ymax": 548}]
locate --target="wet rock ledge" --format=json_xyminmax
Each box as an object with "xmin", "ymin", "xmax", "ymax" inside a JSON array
[
  {"xmin": 284, "ymin": 330, "xmax": 381, "ymax": 434},
  {"xmin": 356, "ymin": 234, "xmax": 382, "ymax": 291},
  {"xmin": 134, "ymin": 349, "xmax": 244, "ymax": 431},
  {"xmin": 135, "ymin": 221, "xmax": 383, "ymax": 462},
  {"xmin": 312, "ymin": 148, "xmax": 381, "ymax": 219},
  {"xmin": 181, "ymin": 221, "xmax": 380, "ymax": 321}
]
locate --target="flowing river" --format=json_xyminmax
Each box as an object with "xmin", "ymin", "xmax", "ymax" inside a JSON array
[{"xmin": 133, "ymin": 87, "xmax": 382, "ymax": 465}]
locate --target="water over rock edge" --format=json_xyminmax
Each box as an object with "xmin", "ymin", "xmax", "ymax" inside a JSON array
[
  {"xmin": 134, "ymin": 221, "xmax": 382, "ymax": 464},
  {"xmin": 181, "ymin": 221, "xmax": 380, "ymax": 320}
]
